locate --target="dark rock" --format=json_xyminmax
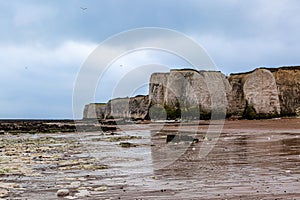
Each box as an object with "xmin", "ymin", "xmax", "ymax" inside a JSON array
[
  {"xmin": 166, "ymin": 134, "xmax": 199, "ymax": 143},
  {"xmin": 56, "ymin": 189, "xmax": 69, "ymax": 197},
  {"xmin": 119, "ymin": 142, "xmax": 137, "ymax": 148}
]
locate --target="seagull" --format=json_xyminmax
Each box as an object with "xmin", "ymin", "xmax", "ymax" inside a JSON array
[{"xmin": 80, "ymin": 7, "xmax": 87, "ymax": 10}]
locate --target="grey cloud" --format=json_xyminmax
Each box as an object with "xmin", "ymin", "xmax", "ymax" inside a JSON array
[{"xmin": 1, "ymin": 0, "xmax": 300, "ymax": 118}]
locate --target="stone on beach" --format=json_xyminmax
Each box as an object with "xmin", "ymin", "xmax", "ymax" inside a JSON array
[
  {"xmin": 0, "ymin": 189, "xmax": 8, "ymax": 198},
  {"xmin": 56, "ymin": 189, "xmax": 70, "ymax": 197}
]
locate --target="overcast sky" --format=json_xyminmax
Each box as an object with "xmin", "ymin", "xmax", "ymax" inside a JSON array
[{"xmin": 1, "ymin": 0, "xmax": 300, "ymax": 119}]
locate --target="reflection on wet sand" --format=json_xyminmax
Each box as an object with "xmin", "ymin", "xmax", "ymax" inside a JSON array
[
  {"xmin": 150, "ymin": 130, "xmax": 228, "ymax": 178},
  {"xmin": 150, "ymin": 130, "xmax": 300, "ymax": 199}
]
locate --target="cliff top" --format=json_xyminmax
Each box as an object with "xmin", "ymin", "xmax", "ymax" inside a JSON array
[
  {"xmin": 170, "ymin": 68, "xmax": 221, "ymax": 73},
  {"xmin": 108, "ymin": 95, "xmax": 148, "ymax": 102},
  {"xmin": 263, "ymin": 66, "xmax": 300, "ymax": 72},
  {"xmin": 230, "ymin": 66, "xmax": 300, "ymax": 76},
  {"xmin": 87, "ymin": 103, "xmax": 106, "ymax": 106},
  {"xmin": 170, "ymin": 68, "xmax": 200, "ymax": 73}
]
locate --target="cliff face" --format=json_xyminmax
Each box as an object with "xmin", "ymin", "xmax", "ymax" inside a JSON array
[
  {"xmin": 228, "ymin": 69, "xmax": 281, "ymax": 117},
  {"xmin": 227, "ymin": 73, "xmax": 249, "ymax": 115},
  {"xmin": 83, "ymin": 103, "xmax": 106, "ymax": 119},
  {"xmin": 105, "ymin": 98, "xmax": 130, "ymax": 119},
  {"xmin": 149, "ymin": 69, "xmax": 231, "ymax": 119},
  {"xmin": 228, "ymin": 67, "xmax": 300, "ymax": 118},
  {"xmin": 270, "ymin": 67, "xmax": 300, "ymax": 115},
  {"xmin": 104, "ymin": 95, "xmax": 149, "ymax": 120},
  {"xmin": 83, "ymin": 66, "xmax": 300, "ymax": 120},
  {"xmin": 84, "ymin": 96, "xmax": 149, "ymax": 120},
  {"xmin": 244, "ymin": 69, "xmax": 280, "ymax": 115},
  {"xmin": 129, "ymin": 95, "xmax": 149, "ymax": 119},
  {"xmin": 164, "ymin": 69, "xmax": 211, "ymax": 111},
  {"xmin": 149, "ymin": 73, "xmax": 169, "ymax": 106}
]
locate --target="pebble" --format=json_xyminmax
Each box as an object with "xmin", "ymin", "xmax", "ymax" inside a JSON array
[
  {"xmin": 150, "ymin": 176, "xmax": 158, "ymax": 180},
  {"xmin": 0, "ymin": 182, "xmax": 18, "ymax": 189},
  {"xmin": 69, "ymin": 181, "xmax": 81, "ymax": 188},
  {"xmin": 57, "ymin": 189, "xmax": 70, "ymax": 197},
  {"xmin": 119, "ymin": 142, "xmax": 137, "ymax": 148},
  {"xmin": 64, "ymin": 196, "xmax": 77, "ymax": 200},
  {"xmin": 75, "ymin": 189, "xmax": 90, "ymax": 197},
  {"xmin": 94, "ymin": 186, "xmax": 107, "ymax": 191},
  {"xmin": 0, "ymin": 189, "xmax": 8, "ymax": 198},
  {"xmin": 77, "ymin": 186, "xmax": 92, "ymax": 191}
]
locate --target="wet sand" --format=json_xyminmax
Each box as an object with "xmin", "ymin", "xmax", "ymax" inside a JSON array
[{"xmin": 0, "ymin": 118, "xmax": 300, "ymax": 199}]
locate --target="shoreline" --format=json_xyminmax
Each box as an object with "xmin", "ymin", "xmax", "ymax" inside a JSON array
[{"xmin": 0, "ymin": 117, "xmax": 299, "ymax": 134}]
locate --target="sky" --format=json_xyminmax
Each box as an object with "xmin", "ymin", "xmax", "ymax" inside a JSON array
[{"xmin": 1, "ymin": 0, "xmax": 300, "ymax": 119}]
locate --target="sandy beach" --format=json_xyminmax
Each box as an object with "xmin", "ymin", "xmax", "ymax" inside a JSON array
[{"xmin": 0, "ymin": 118, "xmax": 299, "ymax": 199}]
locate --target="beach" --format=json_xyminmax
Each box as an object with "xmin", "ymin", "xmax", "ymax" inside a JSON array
[{"xmin": 0, "ymin": 118, "xmax": 299, "ymax": 199}]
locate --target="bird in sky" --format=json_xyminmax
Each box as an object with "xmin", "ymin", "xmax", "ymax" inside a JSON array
[{"xmin": 80, "ymin": 7, "xmax": 87, "ymax": 10}]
